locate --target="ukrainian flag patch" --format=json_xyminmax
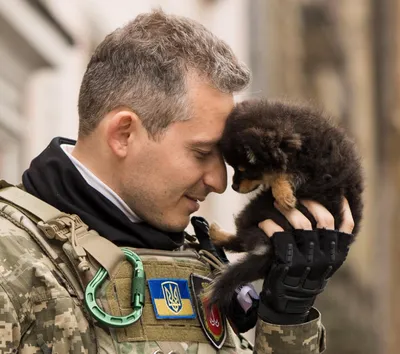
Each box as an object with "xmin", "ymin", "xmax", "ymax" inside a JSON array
[{"xmin": 148, "ymin": 279, "xmax": 196, "ymax": 319}]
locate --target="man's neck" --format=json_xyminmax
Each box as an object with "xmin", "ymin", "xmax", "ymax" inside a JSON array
[{"xmin": 61, "ymin": 141, "xmax": 141, "ymax": 223}]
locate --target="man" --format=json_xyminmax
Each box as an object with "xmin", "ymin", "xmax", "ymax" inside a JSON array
[{"xmin": 0, "ymin": 10, "xmax": 354, "ymax": 353}]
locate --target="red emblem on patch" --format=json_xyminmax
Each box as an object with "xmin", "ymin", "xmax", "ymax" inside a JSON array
[
  {"xmin": 203, "ymin": 298, "xmax": 223, "ymax": 337},
  {"xmin": 190, "ymin": 274, "xmax": 227, "ymax": 349}
]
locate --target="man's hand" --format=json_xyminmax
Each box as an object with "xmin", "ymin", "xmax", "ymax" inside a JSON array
[
  {"xmin": 258, "ymin": 198, "xmax": 354, "ymax": 235},
  {"xmin": 257, "ymin": 198, "xmax": 355, "ymax": 325}
]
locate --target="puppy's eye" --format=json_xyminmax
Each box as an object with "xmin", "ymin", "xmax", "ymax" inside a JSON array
[
  {"xmin": 243, "ymin": 170, "xmax": 262, "ymax": 180},
  {"xmin": 238, "ymin": 166, "xmax": 246, "ymax": 172}
]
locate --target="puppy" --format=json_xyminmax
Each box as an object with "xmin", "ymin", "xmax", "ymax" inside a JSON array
[{"xmin": 207, "ymin": 99, "xmax": 364, "ymax": 311}]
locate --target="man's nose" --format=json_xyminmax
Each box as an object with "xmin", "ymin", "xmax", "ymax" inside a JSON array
[{"xmin": 203, "ymin": 155, "xmax": 227, "ymax": 194}]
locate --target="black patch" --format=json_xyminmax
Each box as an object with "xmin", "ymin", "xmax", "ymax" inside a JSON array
[{"xmin": 190, "ymin": 274, "xmax": 227, "ymax": 349}]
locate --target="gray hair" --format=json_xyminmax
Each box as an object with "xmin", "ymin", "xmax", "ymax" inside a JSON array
[{"xmin": 78, "ymin": 9, "xmax": 250, "ymax": 138}]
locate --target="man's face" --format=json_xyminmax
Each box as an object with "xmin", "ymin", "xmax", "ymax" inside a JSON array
[{"xmin": 121, "ymin": 77, "xmax": 234, "ymax": 231}]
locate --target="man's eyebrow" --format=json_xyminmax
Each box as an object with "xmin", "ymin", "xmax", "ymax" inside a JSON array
[{"xmin": 190, "ymin": 139, "xmax": 221, "ymax": 147}]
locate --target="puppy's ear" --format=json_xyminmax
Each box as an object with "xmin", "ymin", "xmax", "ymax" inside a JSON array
[
  {"xmin": 240, "ymin": 128, "xmax": 265, "ymax": 165},
  {"xmin": 240, "ymin": 128, "xmax": 301, "ymax": 169},
  {"xmin": 244, "ymin": 145, "xmax": 257, "ymax": 164}
]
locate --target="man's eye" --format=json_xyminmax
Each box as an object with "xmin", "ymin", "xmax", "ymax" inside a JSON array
[{"xmin": 195, "ymin": 150, "xmax": 212, "ymax": 159}]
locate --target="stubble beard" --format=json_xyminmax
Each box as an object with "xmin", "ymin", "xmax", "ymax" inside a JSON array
[{"xmin": 122, "ymin": 188, "xmax": 189, "ymax": 232}]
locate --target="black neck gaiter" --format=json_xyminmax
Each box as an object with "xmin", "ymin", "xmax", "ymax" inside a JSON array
[{"xmin": 22, "ymin": 137, "xmax": 185, "ymax": 250}]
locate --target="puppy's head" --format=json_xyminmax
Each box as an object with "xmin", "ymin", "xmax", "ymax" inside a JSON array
[{"xmin": 220, "ymin": 100, "xmax": 302, "ymax": 193}]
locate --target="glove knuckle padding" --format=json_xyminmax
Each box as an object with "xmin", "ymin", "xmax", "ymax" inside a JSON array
[
  {"xmin": 319, "ymin": 229, "xmax": 353, "ymax": 275},
  {"xmin": 260, "ymin": 228, "xmax": 354, "ymax": 324}
]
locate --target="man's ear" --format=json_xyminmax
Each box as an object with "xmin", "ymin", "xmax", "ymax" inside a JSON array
[{"xmin": 106, "ymin": 109, "xmax": 141, "ymax": 158}]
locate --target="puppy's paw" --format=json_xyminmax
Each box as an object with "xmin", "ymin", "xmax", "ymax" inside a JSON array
[
  {"xmin": 277, "ymin": 194, "xmax": 297, "ymax": 210},
  {"xmin": 272, "ymin": 174, "xmax": 297, "ymax": 210},
  {"xmin": 209, "ymin": 222, "xmax": 224, "ymax": 245},
  {"xmin": 209, "ymin": 222, "xmax": 221, "ymax": 236}
]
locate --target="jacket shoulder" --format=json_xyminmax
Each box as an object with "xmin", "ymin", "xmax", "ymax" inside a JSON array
[
  {"xmin": 0, "ymin": 202, "xmax": 56, "ymax": 277},
  {"xmin": 0, "ymin": 202, "xmax": 95, "ymax": 353},
  {"xmin": 0, "ymin": 202, "xmax": 65, "ymax": 324}
]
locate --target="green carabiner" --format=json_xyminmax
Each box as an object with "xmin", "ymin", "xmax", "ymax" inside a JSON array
[{"xmin": 84, "ymin": 248, "xmax": 145, "ymax": 328}]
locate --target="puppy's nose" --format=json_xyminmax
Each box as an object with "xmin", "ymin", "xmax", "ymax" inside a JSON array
[{"xmin": 232, "ymin": 183, "xmax": 239, "ymax": 191}]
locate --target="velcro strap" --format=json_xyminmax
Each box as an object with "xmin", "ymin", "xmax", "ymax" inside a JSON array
[
  {"xmin": 0, "ymin": 186, "xmax": 61, "ymax": 223},
  {"xmin": 0, "ymin": 185, "xmax": 125, "ymax": 279},
  {"xmin": 78, "ymin": 229, "xmax": 125, "ymax": 279}
]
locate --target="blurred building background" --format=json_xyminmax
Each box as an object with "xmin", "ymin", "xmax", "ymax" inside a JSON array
[{"xmin": 0, "ymin": 0, "xmax": 399, "ymax": 353}]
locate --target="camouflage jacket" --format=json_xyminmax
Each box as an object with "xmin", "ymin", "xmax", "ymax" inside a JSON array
[{"xmin": 0, "ymin": 192, "xmax": 326, "ymax": 354}]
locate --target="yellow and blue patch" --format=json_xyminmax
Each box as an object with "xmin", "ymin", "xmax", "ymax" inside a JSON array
[{"xmin": 148, "ymin": 279, "xmax": 196, "ymax": 319}]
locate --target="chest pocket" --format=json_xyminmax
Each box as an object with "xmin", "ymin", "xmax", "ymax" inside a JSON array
[{"xmin": 102, "ymin": 250, "xmax": 236, "ymax": 349}]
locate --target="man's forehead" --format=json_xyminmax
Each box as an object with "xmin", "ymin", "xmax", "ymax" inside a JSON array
[
  {"xmin": 181, "ymin": 112, "xmax": 227, "ymax": 144},
  {"xmin": 187, "ymin": 75, "xmax": 234, "ymax": 111},
  {"xmin": 189, "ymin": 137, "xmax": 221, "ymax": 147}
]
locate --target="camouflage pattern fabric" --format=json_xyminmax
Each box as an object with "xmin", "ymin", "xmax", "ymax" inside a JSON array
[
  {"xmin": 0, "ymin": 202, "xmax": 95, "ymax": 353},
  {"xmin": 0, "ymin": 198, "xmax": 326, "ymax": 354},
  {"xmin": 254, "ymin": 308, "xmax": 326, "ymax": 354}
]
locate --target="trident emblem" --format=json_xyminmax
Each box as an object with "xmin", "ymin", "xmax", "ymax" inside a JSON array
[
  {"xmin": 209, "ymin": 306, "xmax": 220, "ymax": 327},
  {"xmin": 162, "ymin": 281, "xmax": 183, "ymax": 313}
]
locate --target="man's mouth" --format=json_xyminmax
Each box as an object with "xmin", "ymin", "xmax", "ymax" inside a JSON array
[
  {"xmin": 186, "ymin": 195, "xmax": 205, "ymax": 203},
  {"xmin": 184, "ymin": 195, "xmax": 205, "ymax": 212}
]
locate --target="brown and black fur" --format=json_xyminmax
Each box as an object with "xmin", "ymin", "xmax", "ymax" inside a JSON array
[{"xmin": 208, "ymin": 99, "xmax": 364, "ymax": 310}]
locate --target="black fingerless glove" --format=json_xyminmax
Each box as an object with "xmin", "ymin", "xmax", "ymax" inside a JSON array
[{"xmin": 259, "ymin": 229, "xmax": 354, "ymax": 325}]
